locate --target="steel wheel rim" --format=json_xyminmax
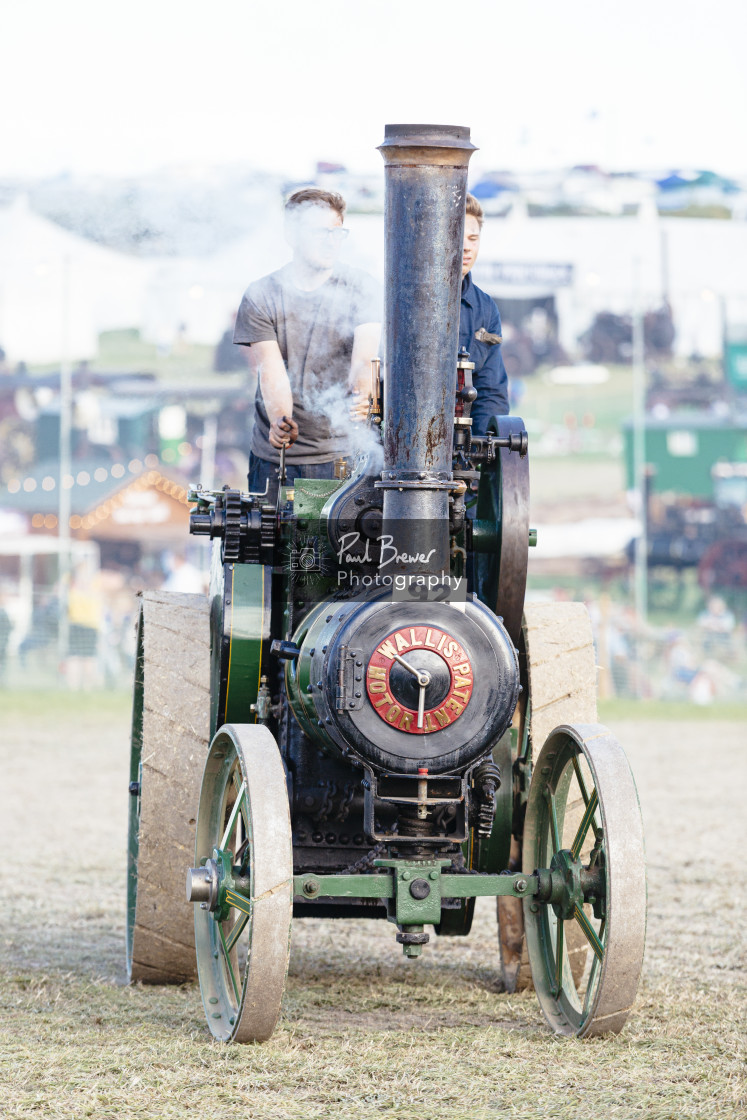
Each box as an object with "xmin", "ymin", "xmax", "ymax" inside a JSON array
[
  {"xmin": 523, "ymin": 723, "xmax": 647, "ymax": 1037},
  {"xmin": 194, "ymin": 723, "xmax": 293, "ymax": 1043}
]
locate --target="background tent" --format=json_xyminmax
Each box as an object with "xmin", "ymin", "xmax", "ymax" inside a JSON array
[{"xmin": 0, "ymin": 196, "xmax": 147, "ymax": 365}]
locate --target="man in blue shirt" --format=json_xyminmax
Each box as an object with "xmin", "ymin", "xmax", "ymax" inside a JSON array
[{"xmin": 460, "ymin": 194, "xmax": 510, "ymax": 433}]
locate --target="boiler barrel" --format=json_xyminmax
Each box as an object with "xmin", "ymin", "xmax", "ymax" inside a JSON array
[{"xmin": 377, "ymin": 124, "xmax": 476, "ymax": 574}]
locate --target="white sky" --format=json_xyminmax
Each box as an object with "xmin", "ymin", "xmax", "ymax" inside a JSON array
[{"xmin": 2, "ymin": 0, "xmax": 746, "ymax": 180}]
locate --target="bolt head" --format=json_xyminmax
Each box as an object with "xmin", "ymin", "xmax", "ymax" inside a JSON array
[{"xmin": 409, "ymin": 878, "xmax": 431, "ymax": 900}]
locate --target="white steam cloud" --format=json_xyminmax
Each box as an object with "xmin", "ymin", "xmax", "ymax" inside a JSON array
[{"xmin": 309, "ymin": 381, "xmax": 384, "ymax": 471}]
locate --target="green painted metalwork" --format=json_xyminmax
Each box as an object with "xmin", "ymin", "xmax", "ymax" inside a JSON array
[
  {"xmin": 570, "ymin": 788, "xmax": 599, "ymax": 862},
  {"xmin": 552, "ymin": 920, "xmax": 565, "ymax": 997},
  {"xmin": 224, "ymin": 889, "xmax": 252, "ymax": 919},
  {"xmin": 294, "ymin": 478, "xmax": 341, "ymax": 520},
  {"xmin": 224, "ymin": 911, "xmax": 249, "ymax": 954},
  {"xmin": 210, "ymin": 562, "xmax": 272, "ymax": 734},
  {"xmin": 295, "ymin": 873, "xmax": 394, "ymax": 899},
  {"xmin": 291, "ymin": 864, "xmax": 537, "ymax": 927},
  {"xmin": 473, "ymin": 522, "xmax": 536, "ymax": 553},
  {"xmin": 224, "ymin": 564, "xmax": 272, "ymax": 724},
  {"xmin": 213, "ymin": 847, "xmax": 235, "ymax": 923},
  {"xmin": 218, "ymin": 921, "xmax": 240, "ymax": 1003},
  {"xmin": 548, "ymin": 849, "xmax": 584, "ymax": 921},
  {"xmin": 571, "ymin": 753, "xmax": 599, "ymax": 836},
  {"xmin": 574, "ymin": 903, "xmax": 604, "ymax": 963},
  {"xmin": 471, "ymin": 519, "xmax": 499, "ymax": 554},
  {"xmin": 292, "ymin": 478, "xmax": 345, "ymax": 598},
  {"xmin": 441, "ymin": 874, "xmax": 536, "ymax": 898},
  {"xmin": 389, "ymin": 862, "xmax": 446, "ymax": 927}
]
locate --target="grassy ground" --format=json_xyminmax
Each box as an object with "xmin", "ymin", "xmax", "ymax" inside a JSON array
[
  {"xmin": 1, "ymin": 693, "xmax": 744, "ymax": 1119},
  {"xmin": 526, "ymin": 454, "xmax": 625, "ymax": 504},
  {"xmin": 521, "ymin": 363, "xmax": 635, "ymax": 452}
]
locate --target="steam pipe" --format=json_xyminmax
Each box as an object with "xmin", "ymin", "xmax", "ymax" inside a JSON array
[{"xmin": 377, "ymin": 124, "xmax": 476, "ymax": 575}]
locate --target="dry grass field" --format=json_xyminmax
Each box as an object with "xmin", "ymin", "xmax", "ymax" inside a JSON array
[{"xmin": 1, "ymin": 693, "xmax": 744, "ymax": 1120}]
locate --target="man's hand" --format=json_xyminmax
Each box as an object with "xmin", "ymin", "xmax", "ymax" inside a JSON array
[
  {"xmin": 269, "ymin": 414, "xmax": 299, "ymax": 449},
  {"xmin": 348, "ymin": 390, "xmax": 369, "ymax": 423}
]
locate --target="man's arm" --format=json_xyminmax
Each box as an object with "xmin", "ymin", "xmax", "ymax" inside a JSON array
[
  {"xmin": 471, "ymin": 304, "xmax": 510, "ymax": 435},
  {"xmin": 247, "ymin": 340, "xmax": 299, "ymax": 448}
]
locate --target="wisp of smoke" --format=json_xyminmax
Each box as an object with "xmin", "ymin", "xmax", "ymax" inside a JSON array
[{"xmin": 311, "ymin": 381, "xmax": 384, "ymax": 471}]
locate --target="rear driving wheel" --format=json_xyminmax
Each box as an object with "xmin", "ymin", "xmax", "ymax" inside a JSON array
[
  {"xmin": 498, "ymin": 601, "xmax": 598, "ymax": 992},
  {"xmin": 523, "ymin": 723, "xmax": 646, "ymax": 1036},
  {"xmin": 126, "ymin": 591, "xmax": 210, "ymax": 983}
]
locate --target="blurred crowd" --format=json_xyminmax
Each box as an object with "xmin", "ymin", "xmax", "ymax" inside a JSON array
[
  {"xmin": 0, "ymin": 549, "xmax": 206, "ymax": 691},
  {"xmin": 579, "ymin": 590, "xmax": 745, "ymax": 705}
]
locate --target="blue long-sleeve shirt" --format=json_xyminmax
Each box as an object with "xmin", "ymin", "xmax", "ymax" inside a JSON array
[{"xmin": 460, "ymin": 272, "xmax": 509, "ymax": 434}]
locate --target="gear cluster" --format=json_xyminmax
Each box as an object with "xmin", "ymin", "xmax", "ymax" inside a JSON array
[{"xmin": 189, "ymin": 486, "xmax": 276, "ymax": 564}]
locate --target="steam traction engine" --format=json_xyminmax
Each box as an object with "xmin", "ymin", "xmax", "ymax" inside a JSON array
[{"xmin": 126, "ymin": 125, "xmax": 646, "ymax": 1042}]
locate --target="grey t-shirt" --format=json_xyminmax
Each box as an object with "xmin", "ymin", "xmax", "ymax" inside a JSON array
[{"xmin": 234, "ymin": 262, "xmax": 382, "ymax": 464}]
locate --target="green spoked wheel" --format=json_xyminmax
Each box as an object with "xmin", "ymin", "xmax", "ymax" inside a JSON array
[
  {"xmin": 191, "ymin": 724, "xmax": 293, "ymax": 1043},
  {"xmin": 523, "ymin": 723, "xmax": 646, "ymax": 1037}
]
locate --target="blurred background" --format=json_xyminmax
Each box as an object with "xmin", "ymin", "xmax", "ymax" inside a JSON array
[{"xmin": 1, "ymin": 0, "xmax": 746, "ymax": 704}]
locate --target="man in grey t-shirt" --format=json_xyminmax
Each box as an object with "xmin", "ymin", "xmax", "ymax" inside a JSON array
[{"xmin": 234, "ymin": 188, "xmax": 382, "ymax": 499}]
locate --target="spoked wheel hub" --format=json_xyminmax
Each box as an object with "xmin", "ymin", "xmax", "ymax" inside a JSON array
[{"xmin": 534, "ymin": 846, "xmax": 604, "ymax": 925}]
